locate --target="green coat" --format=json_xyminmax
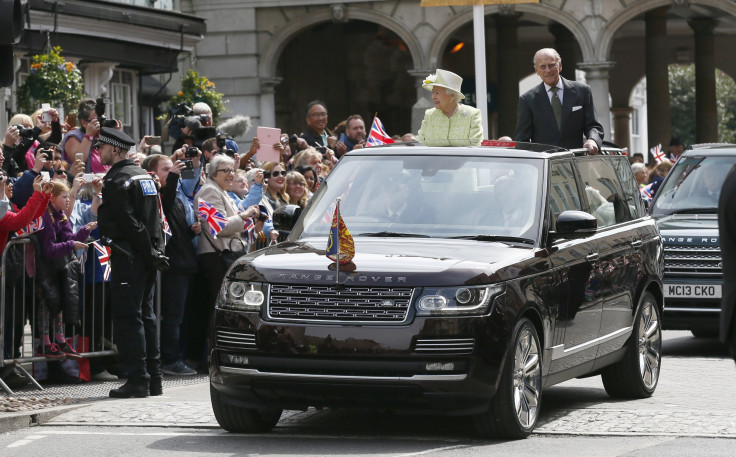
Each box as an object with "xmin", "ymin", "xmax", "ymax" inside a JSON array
[{"xmin": 417, "ymin": 104, "xmax": 483, "ymax": 147}]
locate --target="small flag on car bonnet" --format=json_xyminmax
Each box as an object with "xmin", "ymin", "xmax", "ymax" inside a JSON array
[{"xmin": 326, "ymin": 199, "xmax": 354, "ymax": 265}]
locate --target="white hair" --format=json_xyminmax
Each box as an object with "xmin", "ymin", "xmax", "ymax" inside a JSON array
[
  {"xmin": 207, "ymin": 154, "xmax": 235, "ymax": 179},
  {"xmin": 631, "ymin": 162, "xmax": 647, "ymax": 174},
  {"xmin": 192, "ymin": 102, "xmax": 212, "ymax": 115},
  {"xmin": 533, "ymin": 48, "xmax": 562, "ymax": 66}
]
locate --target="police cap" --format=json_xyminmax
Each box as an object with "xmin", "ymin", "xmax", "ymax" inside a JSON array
[{"xmin": 97, "ymin": 127, "xmax": 136, "ymax": 150}]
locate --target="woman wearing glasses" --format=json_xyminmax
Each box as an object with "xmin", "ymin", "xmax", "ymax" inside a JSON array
[
  {"xmin": 260, "ymin": 161, "xmax": 290, "ymax": 243},
  {"xmin": 193, "ymin": 154, "xmax": 260, "ymax": 365}
]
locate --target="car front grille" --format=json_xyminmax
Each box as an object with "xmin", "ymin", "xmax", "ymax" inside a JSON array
[
  {"xmin": 414, "ymin": 338, "xmax": 475, "ymax": 355},
  {"xmin": 663, "ymin": 244, "xmax": 722, "ymax": 279},
  {"xmin": 216, "ymin": 329, "xmax": 257, "ymax": 350},
  {"xmin": 267, "ymin": 284, "xmax": 413, "ymax": 324}
]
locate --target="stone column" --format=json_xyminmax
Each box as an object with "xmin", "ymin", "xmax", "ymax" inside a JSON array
[
  {"xmin": 408, "ymin": 69, "xmax": 434, "ymax": 135},
  {"xmin": 495, "ymin": 12, "xmax": 521, "ymax": 139},
  {"xmin": 645, "ymin": 7, "xmax": 671, "ymax": 149},
  {"xmin": 82, "ymin": 62, "xmax": 117, "ymax": 98},
  {"xmin": 577, "ymin": 61, "xmax": 615, "ymax": 142},
  {"xmin": 259, "ymin": 77, "xmax": 282, "ymax": 129},
  {"xmin": 549, "ymin": 23, "xmax": 579, "ymax": 80},
  {"xmin": 610, "ymin": 107, "xmax": 633, "ymax": 151},
  {"xmin": 689, "ymin": 18, "xmax": 718, "ymax": 143}
]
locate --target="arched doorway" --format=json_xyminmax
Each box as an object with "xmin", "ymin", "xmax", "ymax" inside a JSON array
[{"xmin": 274, "ymin": 20, "xmax": 414, "ymax": 138}]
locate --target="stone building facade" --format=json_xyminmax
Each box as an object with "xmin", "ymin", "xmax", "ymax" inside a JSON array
[{"xmin": 182, "ymin": 0, "xmax": 736, "ymax": 153}]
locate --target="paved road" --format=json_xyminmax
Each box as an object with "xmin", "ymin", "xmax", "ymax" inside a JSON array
[
  {"xmin": 0, "ymin": 331, "xmax": 734, "ymax": 456},
  {"xmin": 37, "ymin": 331, "xmax": 736, "ymax": 436}
]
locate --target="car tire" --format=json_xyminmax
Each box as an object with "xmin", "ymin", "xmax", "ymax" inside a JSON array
[
  {"xmin": 601, "ymin": 291, "xmax": 661, "ymax": 399},
  {"xmin": 210, "ymin": 384, "xmax": 282, "ymax": 433},
  {"xmin": 474, "ymin": 318, "xmax": 542, "ymax": 439}
]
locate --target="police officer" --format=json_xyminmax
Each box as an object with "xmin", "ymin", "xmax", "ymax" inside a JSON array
[{"xmin": 97, "ymin": 127, "xmax": 170, "ymax": 398}]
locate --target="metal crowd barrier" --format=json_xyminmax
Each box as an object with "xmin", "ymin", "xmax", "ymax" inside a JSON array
[{"xmin": 0, "ymin": 237, "xmax": 161, "ymax": 395}]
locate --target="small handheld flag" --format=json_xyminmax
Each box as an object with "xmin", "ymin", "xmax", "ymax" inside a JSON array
[
  {"xmin": 158, "ymin": 196, "xmax": 171, "ymax": 246},
  {"xmin": 198, "ymin": 199, "xmax": 228, "ymax": 238},
  {"xmin": 243, "ymin": 216, "xmax": 256, "ymax": 247},
  {"xmin": 13, "ymin": 217, "xmax": 44, "ymax": 238},
  {"xmin": 91, "ymin": 241, "xmax": 112, "ymax": 281},
  {"xmin": 366, "ymin": 116, "xmax": 395, "ymax": 147},
  {"xmin": 326, "ymin": 199, "xmax": 355, "ymax": 265},
  {"xmin": 650, "ymin": 144, "xmax": 665, "ymax": 164}
]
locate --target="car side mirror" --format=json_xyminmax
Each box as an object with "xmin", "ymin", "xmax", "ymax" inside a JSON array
[
  {"xmin": 550, "ymin": 210, "xmax": 597, "ymax": 240},
  {"xmin": 273, "ymin": 204, "xmax": 302, "ymax": 232}
]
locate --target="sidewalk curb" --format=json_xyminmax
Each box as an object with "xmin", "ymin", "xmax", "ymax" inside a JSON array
[{"xmin": 0, "ymin": 403, "xmax": 88, "ymax": 435}]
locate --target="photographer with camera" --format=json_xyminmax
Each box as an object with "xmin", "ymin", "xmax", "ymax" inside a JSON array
[
  {"xmin": 60, "ymin": 99, "xmax": 118, "ymax": 174},
  {"xmin": 143, "ymin": 153, "xmax": 200, "ymax": 376},
  {"xmin": 3, "ymin": 113, "xmax": 43, "ymax": 176},
  {"xmin": 97, "ymin": 127, "xmax": 169, "ymax": 398}
]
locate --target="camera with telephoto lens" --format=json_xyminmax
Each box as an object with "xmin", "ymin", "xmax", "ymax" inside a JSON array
[
  {"xmin": 94, "ymin": 98, "xmax": 119, "ymax": 129},
  {"xmin": 13, "ymin": 124, "xmax": 43, "ymax": 157},
  {"xmin": 216, "ymin": 133, "xmax": 236, "ymax": 157},
  {"xmin": 185, "ymin": 146, "xmax": 198, "ymax": 158}
]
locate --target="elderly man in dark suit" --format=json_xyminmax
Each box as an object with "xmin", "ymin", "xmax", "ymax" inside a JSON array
[
  {"xmin": 718, "ymin": 165, "xmax": 736, "ymax": 362},
  {"xmin": 515, "ymin": 48, "xmax": 604, "ymax": 154}
]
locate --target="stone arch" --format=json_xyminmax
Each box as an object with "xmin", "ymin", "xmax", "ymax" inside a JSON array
[
  {"xmin": 258, "ymin": 6, "xmax": 423, "ymax": 79},
  {"xmin": 426, "ymin": 3, "xmax": 595, "ymax": 70},
  {"xmin": 596, "ymin": 0, "xmax": 736, "ymax": 60}
]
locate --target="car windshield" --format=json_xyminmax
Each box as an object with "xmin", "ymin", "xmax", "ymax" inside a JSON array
[
  {"xmin": 292, "ymin": 154, "xmax": 543, "ymax": 243},
  {"xmin": 650, "ymin": 155, "xmax": 736, "ymax": 217}
]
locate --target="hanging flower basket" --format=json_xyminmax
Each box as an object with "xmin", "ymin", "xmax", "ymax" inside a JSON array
[
  {"xmin": 16, "ymin": 46, "xmax": 84, "ymax": 115},
  {"xmin": 167, "ymin": 70, "xmax": 227, "ymax": 124}
]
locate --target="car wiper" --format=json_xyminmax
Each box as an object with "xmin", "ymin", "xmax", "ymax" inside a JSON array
[
  {"xmin": 449, "ymin": 235, "xmax": 535, "ymax": 245},
  {"xmin": 358, "ymin": 231, "xmax": 432, "ymax": 238}
]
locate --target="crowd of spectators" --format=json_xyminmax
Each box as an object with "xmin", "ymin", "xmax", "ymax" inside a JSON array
[{"xmin": 0, "ymin": 97, "xmax": 416, "ymax": 388}]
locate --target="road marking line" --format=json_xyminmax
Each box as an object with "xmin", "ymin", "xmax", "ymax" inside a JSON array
[
  {"xmin": 7, "ymin": 435, "xmax": 46, "ymax": 448},
  {"xmin": 394, "ymin": 445, "xmax": 471, "ymax": 456}
]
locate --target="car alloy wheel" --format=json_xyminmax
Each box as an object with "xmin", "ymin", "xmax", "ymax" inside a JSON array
[{"xmin": 637, "ymin": 296, "xmax": 661, "ymax": 390}]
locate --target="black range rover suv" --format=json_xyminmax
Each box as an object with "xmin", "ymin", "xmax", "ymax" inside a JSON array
[
  {"xmin": 649, "ymin": 145, "xmax": 736, "ymax": 337},
  {"xmin": 209, "ymin": 142, "xmax": 664, "ymax": 439}
]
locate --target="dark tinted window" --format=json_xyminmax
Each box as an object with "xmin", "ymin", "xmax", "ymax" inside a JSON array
[
  {"xmin": 576, "ymin": 158, "xmax": 633, "ymax": 228},
  {"xmin": 548, "ymin": 160, "xmax": 581, "ymax": 231},
  {"xmin": 607, "ymin": 156, "xmax": 644, "ymax": 220}
]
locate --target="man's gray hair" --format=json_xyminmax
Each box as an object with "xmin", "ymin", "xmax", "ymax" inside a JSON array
[
  {"xmin": 193, "ymin": 102, "xmax": 212, "ymax": 115},
  {"xmin": 207, "ymin": 154, "xmax": 235, "ymax": 179},
  {"xmin": 533, "ymin": 48, "xmax": 562, "ymax": 66}
]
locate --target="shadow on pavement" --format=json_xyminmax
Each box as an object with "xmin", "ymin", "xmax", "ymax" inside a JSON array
[{"xmin": 662, "ymin": 330, "xmax": 730, "ymax": 358}]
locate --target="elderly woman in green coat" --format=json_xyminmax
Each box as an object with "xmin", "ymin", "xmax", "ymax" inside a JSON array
[{"xmin": 417, "ymin": 69, "xmax": 483, "ymax": 147}]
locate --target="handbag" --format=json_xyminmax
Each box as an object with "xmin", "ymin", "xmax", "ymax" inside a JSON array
[{"xmin": 202, "ymin": 231, "xmax": 247, "ymax": 269}]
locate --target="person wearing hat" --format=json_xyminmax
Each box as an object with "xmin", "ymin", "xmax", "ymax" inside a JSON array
[
  {"xmin": 515, "ymin": 48, "xmax": 603, "ymax": 153},
  {"xmin": 97, "ymin": 127, "xmax": 170, "ymax": 398},
  {"xmin": 417, "ymin": 69, "xmax": 483, "ymax": 147}
]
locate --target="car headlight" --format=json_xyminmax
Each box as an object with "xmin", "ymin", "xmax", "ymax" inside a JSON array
[
  {"xmin": 415, "ymin": 284, "xmax": 503, "ymax": 316},
  {"xmin": 217, "ymin": 280, "xmax": 268, "ymax": 311}
]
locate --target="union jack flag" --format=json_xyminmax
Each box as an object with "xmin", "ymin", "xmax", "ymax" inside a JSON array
[
  {"xmin": 650, "ymin": 144, "xmax": 665, "ymax": 163},
  {"xmin": 13, "ymin": 217, "xmax": 44, "ymax": 238},
  {"xmin": 91, "ymin": 241, "xmax": 111, "ymax": 281},
  {"xmin": 198, "ymin": 199, "xmax": 228, "ymax": 238},
  {"xmin": 366, "ymin": 116, "xmax": 395, "ymax": 147},
  {"xmin": 243, "ymin": 217, "xmax": 256, "ymax": 247},
  {"xmin": 157, "ymin": 196, "xmax": 171, "ymax": 246}
]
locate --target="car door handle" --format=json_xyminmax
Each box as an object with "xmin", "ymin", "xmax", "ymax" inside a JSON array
[
  {"xmin": 586, "ymin": 253, "xmax": 600, "ymax": 262},
  {"xmin": 631, "ymin": 240, "xmax": 643, "ymax": 248}
]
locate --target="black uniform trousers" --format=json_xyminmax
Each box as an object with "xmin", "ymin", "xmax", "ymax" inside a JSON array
[{"xmin": 110, "ymin": 253, "xmax": 160, "ymax": 380}]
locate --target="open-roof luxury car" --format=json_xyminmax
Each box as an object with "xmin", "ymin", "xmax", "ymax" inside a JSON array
[{"xmin": 209, "ymin": 142, "xmax": 663, "ymax": 439}]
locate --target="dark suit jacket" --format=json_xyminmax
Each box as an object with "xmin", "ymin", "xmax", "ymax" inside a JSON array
[
  {"xmin": 515, "ymin": 77, "xmax": 604, "ymax": 150},
  {"xmin": 718, "ymin": 165, "xmax": 736, "ymax": 352}
]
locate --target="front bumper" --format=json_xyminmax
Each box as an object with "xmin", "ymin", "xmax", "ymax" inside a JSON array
[{"xmin": 208, "ymin": 308, "xmax": 509, "ymax": 415}]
